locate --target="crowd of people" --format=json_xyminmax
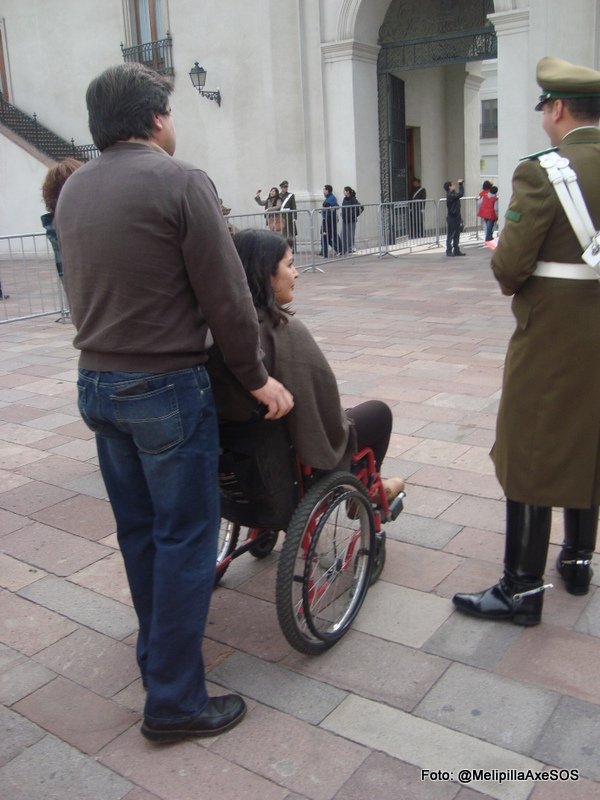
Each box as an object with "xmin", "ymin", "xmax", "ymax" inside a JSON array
[{"xmin": 39, "ymin": 54, "xmax": 600, "ymax": 746}]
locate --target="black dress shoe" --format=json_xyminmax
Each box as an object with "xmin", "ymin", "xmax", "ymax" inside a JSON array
[
  {"xmin": 452, "ymin": 577, "xmax": 546, "ymax": 626},
  {"xmin": 446, "ymin": 251, "xmax": 454, "ymax": 257},
  {"xmin": 453, "ymin": 251, "xmax": 466, "ymax": 256},
  {"xmin": 556, "ymin": 552, "xmax": 593, "ymax": 595},
  {"xmin": 141, "ymin": 694, "xmax": 246, "ymax": 743}
]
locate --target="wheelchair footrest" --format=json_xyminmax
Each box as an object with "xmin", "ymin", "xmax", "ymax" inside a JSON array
[{"xmin": 389, "ymin": 491, "xmax": 405, "ymax": 521}]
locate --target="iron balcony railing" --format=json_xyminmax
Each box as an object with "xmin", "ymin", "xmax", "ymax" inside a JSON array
[
  {"xmin": 121, "ymin": 33, "xmax": 174, "ymax": 76},
  {"xmin": 0, "ymin": 92, "xmax": 99, "ymax": 161}
]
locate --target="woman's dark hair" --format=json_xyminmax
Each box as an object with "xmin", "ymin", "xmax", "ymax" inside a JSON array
[
  {"xmin": 269, "ymin": 187, "xmax": 279, "ymax": 196},
  {"xmin": 233, "ymin": 229, "xmax": 292, "ymax": 326},
  {"xmin": 86, "ymin": 63, "xmax": 173, "ymax": 151},
  {"xmin": 42, "ymin": 158, "xmax": 84, "ymax": 212},
  {"xmin": 482, "ymin": 180, "xmax": 493, "ymax": 191},
  {"xmin": 343, "ymin": 186, "xmax": 356, "ymax": 197}
]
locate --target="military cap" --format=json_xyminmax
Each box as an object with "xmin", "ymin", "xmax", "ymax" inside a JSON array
[
  {"xmin": 535, "ymin": 56, "xmax": 600, "ymax": 110},
  {"xmin": 279, "ymin": 180, "xmax": 289, "ymax": 188}
]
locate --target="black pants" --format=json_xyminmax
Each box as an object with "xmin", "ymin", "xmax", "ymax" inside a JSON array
[
  {"xmin": 446, "ymin": 217, "xmax": 461, "ymax": 253},
  {"xmin": 345, "ymin": 400, "xmax": 392, "ymax": 471}
]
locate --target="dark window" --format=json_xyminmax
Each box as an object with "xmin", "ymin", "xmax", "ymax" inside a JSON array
[{"xmin": 481, "ymin": 99, "xmax": 498, "ymax": 139}]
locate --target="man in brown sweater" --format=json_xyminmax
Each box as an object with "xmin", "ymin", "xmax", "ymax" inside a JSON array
[{"xmin": 56, "ymin": 63, "xmax": 292, "ymax": 743}]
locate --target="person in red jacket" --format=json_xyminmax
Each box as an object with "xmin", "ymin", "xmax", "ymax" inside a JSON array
[{"xmin": 477, "ymin": 184, "xmax": 498, "ymax": 241}]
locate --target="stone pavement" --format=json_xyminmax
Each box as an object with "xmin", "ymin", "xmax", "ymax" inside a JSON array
[{"xmin": 0, "ymin": 243, "xmax": 599, "ymax": 800}]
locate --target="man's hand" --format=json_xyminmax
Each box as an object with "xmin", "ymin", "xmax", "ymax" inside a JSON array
[{"xmin": 250, "ymin": 377, "xmax": 294, "ymax": 420}]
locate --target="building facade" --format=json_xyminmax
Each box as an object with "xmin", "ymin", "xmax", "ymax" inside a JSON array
[{"xmin": 0, "ymin": 0, "xmax": 599, "ymax": 234}]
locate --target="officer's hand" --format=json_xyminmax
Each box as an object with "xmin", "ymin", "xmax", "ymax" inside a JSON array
[{"xmin": 250, "ymin": 377, "xmax": 294, "ymax": 419}]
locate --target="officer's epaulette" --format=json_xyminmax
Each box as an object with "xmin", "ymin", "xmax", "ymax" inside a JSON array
[{"xmin": 519, "ymin": 146, "xmax": 558, "ymax": 162}]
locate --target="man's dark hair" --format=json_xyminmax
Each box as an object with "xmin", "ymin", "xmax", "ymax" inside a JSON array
[
  {"xmin": 86, "ymin": 63, "xmax": 173, "ymax": 151},
  {"xmin": 482, "ymin": 180, "xmax": 492, "ymax": 191},
  {"xmin": 324, "ymin": 184, "xmax": 333, "ymax": 193},
  {"xmin": 562, "ymin": 96, "xmax": 600, "ymax": 121},
  {"xmin": 443, "ymin": 181, "xmax": 452, "ymax": 192}
]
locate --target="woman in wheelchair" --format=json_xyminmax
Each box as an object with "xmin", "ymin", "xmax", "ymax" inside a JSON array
[{"xmin": 206, "ymin": 227, "xmax": 404, "ymax": 503}]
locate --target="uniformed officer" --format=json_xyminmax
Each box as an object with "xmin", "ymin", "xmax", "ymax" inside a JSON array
[{"xmin": 453, "ymin": 56, "xmax": 600, "ymax": 625}]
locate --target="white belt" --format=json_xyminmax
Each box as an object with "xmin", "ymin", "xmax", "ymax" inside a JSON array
[{"xmin": 533, "ymin": 261, "xmax": 599, "ymax": 280}]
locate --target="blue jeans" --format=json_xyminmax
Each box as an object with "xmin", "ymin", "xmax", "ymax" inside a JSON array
[{"xmin": 77, "ymin": 366, "xmax": 219, "ymax": 724}]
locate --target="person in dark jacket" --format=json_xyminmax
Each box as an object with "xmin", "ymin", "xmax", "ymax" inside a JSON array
[
  {"xmin": 340, "ymin": 186, "xmax": 363, "ymax": 253},
  {"xmin": 444, "ymin": 179, "xmax": 465, "ymax": 256},
  {"xmin": 320, "ymin": 184, "xmax": 342, "ymax": 257}
]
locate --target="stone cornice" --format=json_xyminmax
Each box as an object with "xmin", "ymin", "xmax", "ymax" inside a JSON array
[
  {"xmin": 321, "ymin": 40, "xmax": 380, "ymax": 65},
  {"xmin": 488, "ymin": 8, "xmax": 530, "ymax": 36}
]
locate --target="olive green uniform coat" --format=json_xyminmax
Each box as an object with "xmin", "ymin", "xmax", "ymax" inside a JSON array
[{"xmin": 491, "ymin": 127, "xmax": 600, "ymax": 508}]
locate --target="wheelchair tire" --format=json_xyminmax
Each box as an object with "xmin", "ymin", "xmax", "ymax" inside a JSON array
[
  {"xmin": 276, "ymin": 472, "xmax": 375, "ymax": 655},
  {"xmin": 214, "ymin": 520, "xmax": 240, "ymax": 585},
  {"xmin": 248, "ymin": 530, "xmax": 279, "ymax": 559}
]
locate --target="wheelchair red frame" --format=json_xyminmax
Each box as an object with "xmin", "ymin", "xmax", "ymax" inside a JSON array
[{"xmin": 216, "ymin": 442, "xmax": 404, "ymax": 655}]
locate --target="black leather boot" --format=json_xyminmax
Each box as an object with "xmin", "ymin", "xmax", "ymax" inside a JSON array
[
  {"xmin": 557, "ymin": 507, "xmax": 598, "ymax": 595},
  {"xmin": 452, "ymin": 501, "xmax": 552, "ymax": 626}
]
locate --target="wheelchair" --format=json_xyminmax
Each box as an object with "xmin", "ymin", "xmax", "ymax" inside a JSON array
[{"xmin": 215, "ymin": 417, "xmax": 405, "ymax": 655}]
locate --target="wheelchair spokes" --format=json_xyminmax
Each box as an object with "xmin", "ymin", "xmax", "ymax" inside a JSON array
[{"xmin": 276, "ymin": 473, "xmax": 375, "ymax": 654}]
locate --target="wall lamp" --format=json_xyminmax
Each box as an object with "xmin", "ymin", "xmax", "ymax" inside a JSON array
[{"xmin": 189, "ymin": 63, "xmax": 221, "ymax": 106}]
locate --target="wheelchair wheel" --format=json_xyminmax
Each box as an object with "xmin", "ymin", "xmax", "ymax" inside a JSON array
[
  {"xmin": 248, "ymin": 530, "xmax": 279, "ymax": 559},
  {"xmin": 215, "ymin": 519, "xmax": 240, "ymax": 585},
  {"xmin": 276, "ymin": 472, "xmax": 375, "ymax": 655}
]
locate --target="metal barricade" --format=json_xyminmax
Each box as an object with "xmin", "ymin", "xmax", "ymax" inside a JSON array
[
  {"xmin": 0, "ymin": 233, "xmax": 68, "ymax": 324},
  {"xmin": 225, "ymin": 209, "xmax": 316, "ymax": 271}
]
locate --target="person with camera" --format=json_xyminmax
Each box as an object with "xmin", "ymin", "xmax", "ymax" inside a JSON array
[{"xmin": 444, "ymin": 178, "xmax": 465, "ymax": 257}]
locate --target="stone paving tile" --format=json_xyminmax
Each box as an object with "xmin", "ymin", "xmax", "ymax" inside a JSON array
[
  {"xmin": 18, "ymin": 575, "xmax": 137, "ymax": 639},
  {"xmin": 0, "ymin": 590, "xmax": 78, "ymax": 655},
  {"xmin": 0, "ymin": 467, "xmax": 31, "ymax": 492},
  {"xmin": 0, "ymin": 421, "xmax": 55, "ymax": 445},
  {"xmin": 25, "ymin": 412, "xmax": 79, "ymax": 431},
  {"xmin": 496, "ymin": 625, "xmax": 600, "ymax": 706},
  {"xmin": 14, "ymin": 453, "xmax": 99, "ymax": 487},
  {"xmin": 69, "ymin": 551, "xmax": 132, "ymax": 605},
  {"xmin": 401, "ymin": 439, "xmax": 472, "ymax": 468},
  {"xmin": 434, "ymin": 557, "xmax": 504, "ymax": 600},
  {"xmin": 31, "ymin": 493, "xmax": 115, "ymax": 540},
  {"xmin": 1, "ymin": 522, "xmax": 111, "ymax": 576},
  {"xmin": 452, "ymin": 446, "xmax": 496, "ymax": 476},
  {"xmin": 414, "ymin": 662, "xmax": 560, "ymax": 753},
  {"xmin": 230, "ymin": 557, "xmax": 279, "ymax": 600},
  {"xmin": 0, "ymin": 442, "xmax": 49, "ymax": 470},
  {"xmin": 0, "ymin": 507, "xmax": 31, "ymax": 536},
  {"xmin": 532, "ymin": 695, "xmax": 600, "ymax": 782},
  {"xmin": 416, "ymin": 421, "xmax": 496, "ymax": 448},
  {"xmin": 385, "ymin": 512, "xmax": 462, "ymax": 549},
  {"xmin": 412, "ymin": 466, "xmax": 504, "ymax": 500},
  {"xmin": 0, "ymin": 656, "xmax": 56, "ymax": 705},
  {"xmin": 283, "ymin": 629, "xmax": 449, "ymax": 712},
  {"xmin": 0, "ymin": 704, "xmax": 45, "ymax": 767},
  {"xmin": 49, "ymin": 437, "xmax": 98, "ymax": 461},
  {"xmin": 207, "ymin": 651, "xmax": 347, "ymax": 724},
  {"xmin": 0, "ymin": 642, "xmax": 21, "ymax": 671},
  {"xmin": 321, "ymin": 695, "xmax": 547, "ymax": 800},
  {"xmin": 397, "ymin": 484, "xmax": 460, "ymax": 519},
  {"xmin": 122, "ymin": 790, "xmax": 163, "ymax": 800},
  {"xmin": 33, "ymin": 628, "xmax": 139, "ymax": 697},
  {"xmin": 0, "ymin": 481, "xmax": 75, "ymax": 515},
  {"xmin": 333, "ymin": 751, "xmax": 461, "ymax": 800},
  {"xmin": 440, "ymin": 495, "xmax": 505, "ymax": 534},
  {"xmin": 443, "ymin": 527, "xmax": 504, "ymax": 565},
  {"xmin": 13, "ymin": 676, "xmax": 139, "ymax": 755},
  {"xmin": 574, "ymin": 587, "xmax": 600, "ymax": 638},
  {"xmin": 207, "ymin": 587, "xmax": 292, "ymax": 662},
  {"xmin": 529, "ymin": 773, "xmax": 600, "ymax": 799},
  {"xmin": 210, "ymin": 703, "xmax": 369, "ymax": 800},
  {"xmin": 423, "ymin": 612, "xmax": 524, "ymax": 671},
  {"xmin": 351, "ymin": 581, "xmax": 454, "ymax": 648},
  {"xmin": 100, "ymin": 725, "xmax": 288, "ymax": 800},
  {"xmin": 0, "ymin": 735, "xmax": 133, "ymax": 800},
  {"xmin": 0, "ymin": 552, "xmax": 45, "ymax": 591},
  {"xmin": 65, "ymin": 469, "xmax": 108, "ymax": 499},
  {"xmin": 374, "ymin": 538, "xmax": 462, "ymax": 592}
]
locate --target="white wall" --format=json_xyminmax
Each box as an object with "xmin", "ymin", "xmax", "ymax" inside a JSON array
[{"xmin": 0, "ymin": 131, "xmax": 50, "ymax": 235}]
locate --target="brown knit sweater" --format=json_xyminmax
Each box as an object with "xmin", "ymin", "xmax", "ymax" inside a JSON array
[{"xmin": 56, "ymin": 141, "xmax": 267, "ymax": 391}]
